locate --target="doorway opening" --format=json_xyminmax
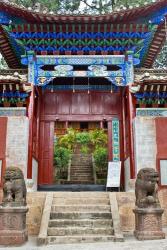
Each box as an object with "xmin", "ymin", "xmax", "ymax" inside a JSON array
[{"xmin": 54, "ymin": 121, "xmax": 108, "ymax": 186}]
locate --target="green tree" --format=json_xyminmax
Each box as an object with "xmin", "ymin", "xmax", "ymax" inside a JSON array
[{"xmin": 11, "ymin": 0, "xmax": 154, "ymax": 14}]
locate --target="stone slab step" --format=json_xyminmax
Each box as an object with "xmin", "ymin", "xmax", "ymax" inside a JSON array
[
  {"xmin": 51, "ymin": 205, "xmax": 111, "ymax": 212},
  {"xmin": 46, "ymin": 235, "xmax": 118, "ymax": 244},
  {"xmin": 52, "ymin": 198, "xmax": 109, "ymax": 205},
  {"xmin": 70, "ymin": 175, "xmax": 93, "ymax": 178},
  {"xmin": 49, "ymin": 219, "xmax": 113, "ymax": 227},
  {"xmin": 70, "ymin": 169, "xmax": 92, "ymax": 172},
  {"xmin": 70, "ymin": 173, "xmax": 93, "ymax": 176},
  {"xmin": 50, "ymin": 212, "xmax": 112, "ymax": 220},
  {"xmin": 47, "ymin": 227, "xmax": 114, "ymax": 236},
  {"xmin": 71, "ymin": 163, "xmax": 92, "ymax": 166},
  {"xmin": 70, "ymin": 177, "xmax": 93, "ymax": 179},
  {"xmin": 70, "ymin": 179, "xmax": 94, "ymax": 182},
  {"xmin": 60, "ymin": 180, "xmax": 94, "ymax": 185},
  {"xmin": 70, "ymin": 172, "xmax": 93, "ymax": 175},
  {"xmin": 53, "ymin": 192, "xmax": 108, "ymax": 198}
]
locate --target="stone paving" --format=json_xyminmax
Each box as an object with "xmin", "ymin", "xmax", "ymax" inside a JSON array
[{"xmin": 1, "ymin": 235, "xmax": 167, "ymax": 250}]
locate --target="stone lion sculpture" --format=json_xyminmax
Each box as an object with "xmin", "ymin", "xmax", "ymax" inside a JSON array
[
  {"xmin": 135, "ymin": 168, "xmax": 160, "ymax": 208},
  {"xmin": 2, "ymin": 167, "xmax": 27, "ymax": 207}
]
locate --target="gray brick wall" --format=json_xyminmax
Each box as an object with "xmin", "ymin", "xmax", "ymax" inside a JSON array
[
  {"xmin": 134, "ymin": 117, "xmax": 157, "ymax": 174},
  {"xmin": 6, "ymin": 117, "xmax": 29, "ymax": 178}
]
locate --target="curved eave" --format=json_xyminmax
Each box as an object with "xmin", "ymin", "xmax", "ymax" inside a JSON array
[
  {"xmin": 143, "ymin": 21, "xmax": 166, "ymax": 68},
  {"xmin": 0, "ymin": 0, "xmax": 167, "ymax": 24},
  {"xmin": 0, "ymin": 26, "xmax": 22, "ymax": 68}
]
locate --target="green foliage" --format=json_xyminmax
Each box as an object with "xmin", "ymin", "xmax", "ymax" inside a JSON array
[
  {"xmin": 58, "ymin": 128, "xmax": 76, "ymax": 151},
  {"xmin": 54, "ymin": 145, "xmax": 71, "ymax": 170},
  {"xmin": 93, "ymin": 147, "xmax": 108, "ymax": 171},
  {"xmin": 76, "ymin": 132, "xmax": 91, "ymax": 154},
  {"xmin": 90, "ymin": 129, "xmax": 107, "ymax": 149},
  {"xmin": 11, "ymin": 0, "xmax": 154, "ymax": 14},
  {"xmin": 76, "ymin": 132, "xmax": 90, "ymax": 144}
]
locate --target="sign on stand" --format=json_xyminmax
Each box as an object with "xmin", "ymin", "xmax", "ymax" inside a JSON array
[{"xmin": 106, "ymin": 161, "xmax": 121, "ymax": 190}]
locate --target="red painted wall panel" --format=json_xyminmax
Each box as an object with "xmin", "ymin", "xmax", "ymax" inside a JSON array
[
  {"xmin": 43, "ymin": 91, "xmax": 121, "ymax": 117},
  {"xmin": 72, "ymin": 93, "xmax": 90, "ymax": 114},
  {"xmin": 91, "ymin": 92, "xmax": 103, "ymax": 114},
  {"xmin": 43, "ymin": 93, "xmax": 56, "ymax": 115},
  {"xmin": 155, "ymin": 117, "xmax": 167, "ymax": 158},
  {"xmin": 0, "ymin": 117, "xmax": 8, "ymax": 185},
  {"xmin": 57, "ymin": 93, "xmax": 71, "ymax": 114},
  {"xmin": 0, "ymin": 117, "xmax": 7, "ymax": 158}
]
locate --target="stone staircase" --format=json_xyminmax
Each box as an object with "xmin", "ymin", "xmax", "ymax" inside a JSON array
[
  {"xmin": 38, "ymin": 192, "xmax": 124, "ymax": 245},
  {"xmin": 69, "ymin": 154, "xmax": 94, "ymax": 184}
]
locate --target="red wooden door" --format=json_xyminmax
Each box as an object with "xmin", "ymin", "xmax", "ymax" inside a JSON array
[{"xmin": 38, "ymin": 121, "xmax": 54, "ymax": 184}]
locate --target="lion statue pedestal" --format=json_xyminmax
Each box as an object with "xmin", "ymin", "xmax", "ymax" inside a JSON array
[
  {"xmin": 133, "ymin": 168, "xmax": 165, "ymax": 240},
  {"xmin": 0, "ymin": 167, "xmax": 28, "ymax": 245}
]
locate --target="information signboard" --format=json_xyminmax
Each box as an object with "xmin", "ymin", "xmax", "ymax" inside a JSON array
[{"xmin": 106, "ymin": 161, "xmax": 121, "ymax": 188}]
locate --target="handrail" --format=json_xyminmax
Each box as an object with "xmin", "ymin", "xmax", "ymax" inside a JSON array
[
  {"xmin": 67, "ymin": 158, "xmax": 71, "ymax": 181},
  {"xmin": 37, "ymin": 192, "xmax": 53, "ymax": 245},
  {"xmin": 92, "ymin": 154, "xmax": 97, "ymax": 185}
]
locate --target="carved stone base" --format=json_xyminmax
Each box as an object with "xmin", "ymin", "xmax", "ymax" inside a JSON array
[
  {"xmin": 0, "ymin": 207, "xmax": 28, "ymax": 245},
  {"xmin": 133, "ymin": 208, "xmax": 165, "ymax": 240}
]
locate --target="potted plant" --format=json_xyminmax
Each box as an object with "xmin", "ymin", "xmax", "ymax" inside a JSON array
[
  {"xmin": 152, "ymin": 99, "xmax": 159, "ymax": 108},
  {"xmin": 146, "ymin": 98, "xmax": 153, "ymax": 107},
  {"xmin": 16, "ymin": 98, "xmax": 25, "ymax": 107},
  {"xmin": 101, "ymin": 51, "xmax": 108, "ymax": 55},
  {"xmin": 3, "ymin": 98, "xmax": 10, "ymax": 107},
  {"xmin": 138, "ymin": 98, "xmax": 146, "ymax": 108},
  {"xmin": 164, "ymin": 100, "xmax": 167, "ymax": 108},
  {"xmin": 89, "ymin": 50, "xmax": 96, "ymax": 55}
]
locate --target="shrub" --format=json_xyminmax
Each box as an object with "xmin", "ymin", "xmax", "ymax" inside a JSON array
[
  {"xmin": 93, "ymin": 147, "xmax": 108, "ymax": 172},
  {"xmin": 54, "ymin": 146, "xmax": 71, "ymax": 170},
  {"xmin": 90, "ymin": 129, "xmax": 107, "ymax": 149},
  {"xmin": 58, "ymin": 128, "xmax": 76, "ymax": 151}
]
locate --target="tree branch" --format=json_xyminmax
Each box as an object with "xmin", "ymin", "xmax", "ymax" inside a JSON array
[{"xmin": 80, "ymin": 0, "xmax": 99, "ymax": 10}]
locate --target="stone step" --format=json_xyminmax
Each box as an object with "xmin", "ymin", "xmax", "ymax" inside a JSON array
[
  {"xmin": 70, "ymin": 168, "xmax": 92, "ymax": 171},
  {"xmin": 70, "ymin": 174, "xmax": 93, "ymax": 178},
  {"xmin": 70, "ymin": 179, "xmax": 94, "ymax": 182},
  {"xmin": 46, "ymin": 235, "xmax": 117, "ymax": 244},
  {"xmin": 70, "ymin": 177, "xmax": 93, "ymax": 180},
  {"xmin": 70, "ymin": 173, "xmax": 93, "ymax": 176},
  {"xmin": 71, "ymin": 163, "xmax": 92, "ymax": 166},
  {"xmin": 71, "ymin": 154, "xmax": 91, "ymax": 158},
  {"xmin": 47, "ymin": 227, "xmax": 114, "ymax": 236},
  {"xmin": 53, "ymin": 192, "xmax": 108, "ymax": 198},
  {"xmin": 70, "ymin": 169, "xmax": 92, "ymax": 172},
  {"xmin": 52, "ymin": 198, "xmax": 109, "ymax": 205},
  {"xmin": 50, "ymin": 212, "xmax": 112, "ymax": 220},
  {"xmin": 60, "ymin": 180, "xmax": 95, "ymax": 185},
  {"xmin": 48, "ymin": 219, "xmax": 113, "ymax": 227},
  {"xmin": 70, "ymin": 170, "xmax": 92, "ymax": 172},
  {"xmin": 51, "ymin": 205, "xmax": 111, "ymax": 212},
  {"xmin": 70, "ymin": 178, "xmax": 94, "ymax": 181}
]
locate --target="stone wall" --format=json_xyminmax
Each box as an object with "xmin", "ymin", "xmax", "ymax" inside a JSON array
[
  {"xmin": 6, "ymin": 117, "xmax": 29, "ymax": 177},
  {"xmin": 134, "ymin": 117, "xmax": 157, "ymax": 174},
  {"xmin": 26, "ymin": 192, "xmax": 46, "ymax": 235}
]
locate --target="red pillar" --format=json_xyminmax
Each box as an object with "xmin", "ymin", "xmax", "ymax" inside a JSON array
[
  {"xmin": 108, "ymin": 120, "xmax": 113, "ymax": 161},
  {"xmin": 27, "ymin": 85, "xmax": 35, "ymax": 179},
  {"xmin": 100, "ymin": 121, "xmax": 103, "ymax": 129},
  {"xmin": 127, "ymin": 87, "xmax": 136, "ymax": 179}
]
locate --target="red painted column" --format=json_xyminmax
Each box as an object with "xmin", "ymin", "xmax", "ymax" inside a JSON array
[
  {"xmin": 127, "ymin": 87, "xmax": 136, "ymax": 179},
  {"xmin": 108, "ymin": 120, "xmax": 113, "ymax": 161},
  {"xmin": 27, "ymin": 85, "xmax": 35, "ymax": 179},
  {"xmin": 100, "ymin": 121, "xmax": 103, "ymax": 129},
  {"xmin": 0, "ymin": 117, "xmax": 8, "ymax": 186}
]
